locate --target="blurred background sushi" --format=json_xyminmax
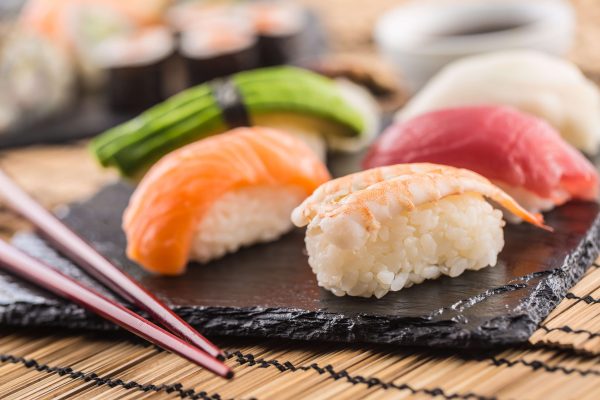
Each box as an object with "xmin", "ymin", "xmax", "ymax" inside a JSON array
[
  {"xmin": 244, "ymin": 0, "xmax": 307, "ymax": 66},
  {"xmin": 179, "ymin": 15, "xmax": 259, "ymax": 85},
  {"xmin": 0, "ymin": 0, "xmax": 598, "ymax": 151},
  {"xmin": 0, "ymin": 0, "xmax": 328, "ymax": 143},
  {"xmin": 93, "ymin": 26, "xmax": 175, "ymax": 112}
]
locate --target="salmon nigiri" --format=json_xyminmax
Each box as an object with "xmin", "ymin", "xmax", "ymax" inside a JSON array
[
  {"xmin": 292, "ymin": 163, "xmax": 548, "ymax": 298},
  {"xmin": 124, "ymin": 127, "xmax": 330, "ymax": 275},
  {"xmin": 364, "ymin": 106, "xmax": 599, "ymax": 214}
]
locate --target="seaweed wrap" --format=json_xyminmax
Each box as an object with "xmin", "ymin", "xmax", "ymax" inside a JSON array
[
  {"xmin": 94, "ymin": 27, "xmax": 174, "ymax": 112},
  {"xmin": 180, "ymin": 16, "xmax": 259, "ymax": 85}
]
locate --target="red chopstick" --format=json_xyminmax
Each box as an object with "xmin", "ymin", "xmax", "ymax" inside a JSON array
[
  {"xmin": 0, "ymin": 239, "xmax": 232, "ymax": 379},
  {"xmin": 0, "ymin": 171, "xmax": 230, "ymax": 371}
]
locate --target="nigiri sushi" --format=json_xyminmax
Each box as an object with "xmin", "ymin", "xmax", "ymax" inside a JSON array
[
  {"xmin": 396, "ymin": 50, "xmax": 600, "ymax": 154},
  {"xmin": 124, "ymin": 126, "xmax": 330, "ymax": 275},
  {"xmin": 91, "ymin": 66, "xmax": 379, "ymax": 178},
  {"xmin": 365, "ymin": 106, "xmax": 599, "ymax": 214},
  {"xmin": 291, "ymin": 163, "xmax": 547, "ymax": 298}
]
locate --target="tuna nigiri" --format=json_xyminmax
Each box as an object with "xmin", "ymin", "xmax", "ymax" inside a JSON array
[
  {"xmin": 364, "ymin": 106, "xmax": 599, "ymax": 214},
  {"xmin": 396, "ymin": 51, "xmax": 600, "ymax": 154},
  {"xmin": 124, "ymin": 127, "xmax": 330, "ymax": 275},
  {"xmin": 291, "ymin": 163, "xmax": 547, "ymax": 298}
]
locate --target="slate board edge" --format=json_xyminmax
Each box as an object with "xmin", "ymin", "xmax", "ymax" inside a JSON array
[
  {"xmin": 474, "ymin": 211, "xmax": 600, "ymax": 347},
  {"xmin": 1, "ymin": 211, "xmax": 599, "ymax": 349}
]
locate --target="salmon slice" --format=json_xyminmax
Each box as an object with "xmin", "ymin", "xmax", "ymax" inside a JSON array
[{"xmin": 124, "ymin": 127, "xmax": 330, "ymax": 275}]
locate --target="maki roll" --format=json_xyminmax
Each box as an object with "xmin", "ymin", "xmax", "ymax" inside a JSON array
[
  {"xmin": 93, "ymin": 27, "xmax": 174, "ymax": 112},
  {"xmin": 244, "ymin": 1, "xmax": 307, "ymax": 66},
  {"xmin": 0, "ymin": 28, "xmax": 75, "ymax": 132},
  {"xmin": 364, "ymin": 106, "xmax": 599, "ymax": 214},
  {"xmin": 291, "ymin": 163, "xmax": 548, "ymax": 298},
  {"xmin": 180, "ymin": 16, "xmax": 259, "ymax": 86},
  {"xmin": 123, "ymin": 127, "xmax": 330, "ymax": 275},
  {"xmin": 19, "ymin": 0, "xmax": 171, "ymax": 89},
  {"xmin": 166, "ymin": 1, "xmax": 232, "ymax": 33},
  {"xmin": 90, "ymin": 66, "xmax": 379, "ymax": 178}
]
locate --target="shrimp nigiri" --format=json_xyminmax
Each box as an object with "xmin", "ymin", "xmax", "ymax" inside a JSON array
[
  {"xmin": 124, "ymin": 127, "xmax": 330, "ymax": 275},
  {"xmin": 291, "ymin": 163, "xmax": 548, "ymax": 298},
  {"xmin": 364, "ymin": 106, "xmax": 599, "ymax": 214}
]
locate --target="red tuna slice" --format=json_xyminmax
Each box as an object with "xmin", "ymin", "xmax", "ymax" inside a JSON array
[{"xmin": 363, "ymin": 106, "xmax": 598, "ymax": 204}]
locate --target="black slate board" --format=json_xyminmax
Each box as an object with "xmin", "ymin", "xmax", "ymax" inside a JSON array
[{"xmin": 1, "ymin": 151, "xmax": 599, "ymax": 349}]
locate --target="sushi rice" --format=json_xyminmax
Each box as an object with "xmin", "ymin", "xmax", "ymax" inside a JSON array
[
  {"xmin": 190, "ymin": 185, "xmax": 305, "ymax": 263},
  {"xmin": 304, "ymin": 193, "xmax": 504, "ymax": 298},
  {"xmin": 494, "ymin": 183, "xmax": 557, "ymax": 222}
]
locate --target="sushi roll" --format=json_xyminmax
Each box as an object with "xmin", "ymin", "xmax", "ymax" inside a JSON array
[
  {"xmin": 243, "ymin": 1, "xmax": 307, "ymax": 66},
  {"xmin": 91, "ymin": 66, "xmax": 379, "ymax": 178},
  {"xmin": 19, "ymin": 0, "xmax": 171, "ymax": 89},
  {"xmin": 364, "ymin": 106, "xmax": 599, "ymax": 214},
  {"xmin": 93, "ymin": 27, "xmax": 174, "ymax": 112},
  {"xmin": 395, "ymin": 50, "xmax": 600, "ymax": 154},
  {"xmin": 166, "ymin": 1, "xmax": 232, "ymax": 33},
  {"xmin": 291, "ymin": 163, "xmax": 548, "ymax": 298},
  {"xmin": 0, "ymin": 28, "xmax": 75, "ymax": 132},
  {"xmin": 124, "ymin": 126, "xmax": 330, "ymax": 275},
  {"xmin": 180, "ymin": 16, "xmax": 259, "ymax": 85}
]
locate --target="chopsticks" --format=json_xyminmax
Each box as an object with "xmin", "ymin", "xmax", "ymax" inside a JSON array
[
  {"xmin": 0, "ymin": 170, "xmax": 233, "ymax": 379},
  {"xmin": 0, "ymin": 239, "xmax": 232, "ymax": 378}
]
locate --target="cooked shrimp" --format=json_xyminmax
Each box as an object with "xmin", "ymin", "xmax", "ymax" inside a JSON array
[{"xmin": 292, "ymin": 163, "xmax": 549, "ymax": 231}]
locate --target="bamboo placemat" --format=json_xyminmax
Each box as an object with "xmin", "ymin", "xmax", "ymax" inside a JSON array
[{"xmin": 0, "ymin": 262, "xmax": 599, "ymax": 399}]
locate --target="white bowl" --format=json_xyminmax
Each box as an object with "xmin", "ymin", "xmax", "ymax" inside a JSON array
[{"xmin": 374, "ymin": 0, "xmax": 575, "ymax": 92}]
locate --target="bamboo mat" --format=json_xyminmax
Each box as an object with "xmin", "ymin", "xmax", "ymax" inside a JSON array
[{"xmin": 0, "ymin": 263, "xmax": 599, "ymax": 399}]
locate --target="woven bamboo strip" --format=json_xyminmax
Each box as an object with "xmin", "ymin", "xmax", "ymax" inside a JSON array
[
  {"xmin": 1, "ymin": 257, "xmax": 600, "ymax": 399},
  {"xmin": 1, "ymin": 328, "xmax": 597, "ymax": 399}
]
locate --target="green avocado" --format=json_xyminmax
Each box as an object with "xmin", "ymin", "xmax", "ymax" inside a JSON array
[{"xmin": 90, "ymin": 66, "xmax": 365, "ymax": 177}]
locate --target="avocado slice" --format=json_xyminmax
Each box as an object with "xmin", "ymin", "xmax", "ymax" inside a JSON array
[{"xmin": 90, "ymin": 66, "xmax": 371, "ymax": 178}]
